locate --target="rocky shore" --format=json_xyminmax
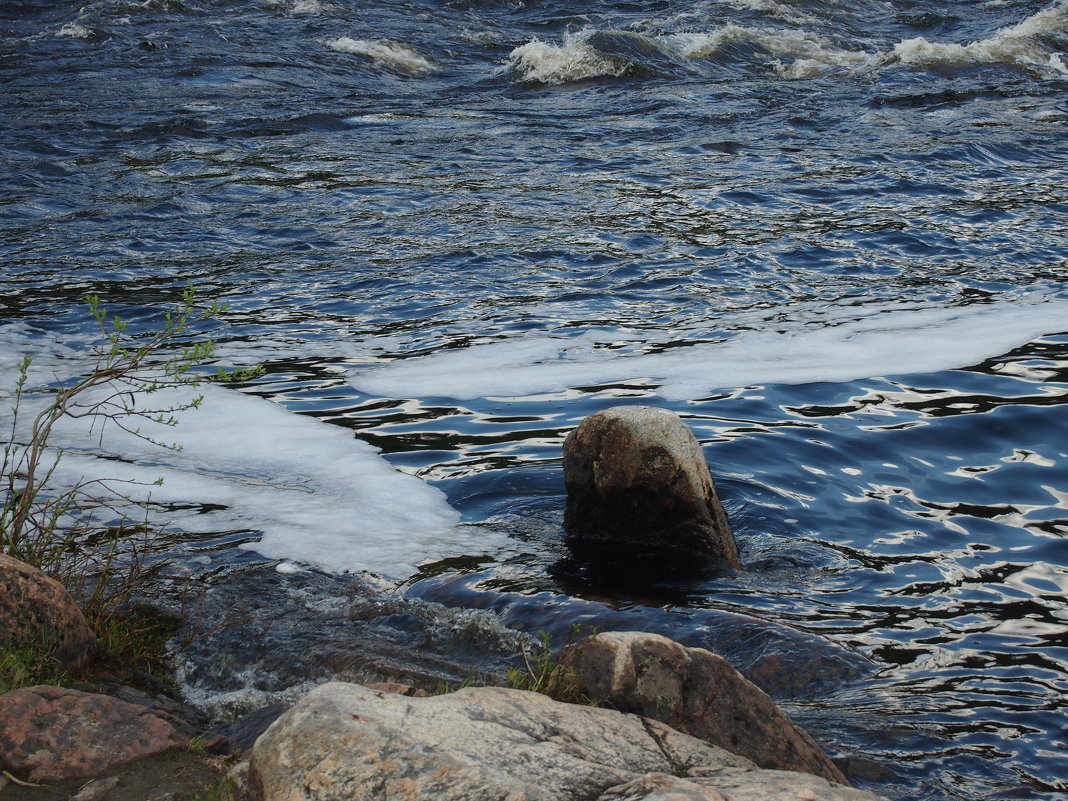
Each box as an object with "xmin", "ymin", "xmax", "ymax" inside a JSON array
[
  {"xmin": 2, "ymin": 408, "xmax": 892, "ymax": 800},
  {"xmin": 1, "ymin": 553, "xmax": 889, "ymax": 801},
  {"xmin": 0, "ymin": 633, "xmax": 889, "ymax": 801}
]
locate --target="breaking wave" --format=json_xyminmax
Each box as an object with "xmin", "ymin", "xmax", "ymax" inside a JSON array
[
  {"xmin": 327, "ymin": 37, "xmax": 438, "ymax": 75},
  {"xmin": 508, "ymin": 30, "xmax": 682, "ymax": 83},
  {"xmin": 893, "ymin": 1, "xmax": 1068, "ymax": 77},
  {"xmin": 509, "ymin": 2, "xmax": 1068, "ymax": 84}
]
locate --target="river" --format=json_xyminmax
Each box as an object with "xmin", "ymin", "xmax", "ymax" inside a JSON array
[{"xmin": 1, "ymin": 0, "xmax": 1067, "ymax": 798}]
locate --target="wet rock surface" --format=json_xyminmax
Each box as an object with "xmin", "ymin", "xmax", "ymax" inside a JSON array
[
  {"xmin": 235, "ymin": 682, "xmax": 887, "ymax": 801},
  {"xmin": 166, "ymin": 564, "xmax": 532, "ymax": 721},
  {"xmin": 563, "ymin": 631, "xmax": 848, "ymax": 784},
  {"xmin": 0, "ymin": 554, "xmax": 98, "ymax": 671},
  {"xmin": 562, "ymin": 406, "xmax": 739, "ymax": 572}
]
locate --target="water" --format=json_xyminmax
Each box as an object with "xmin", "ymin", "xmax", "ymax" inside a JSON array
[{"xmin": 2, "ymin": 0, "xmax": 1068, "ymax": 798}]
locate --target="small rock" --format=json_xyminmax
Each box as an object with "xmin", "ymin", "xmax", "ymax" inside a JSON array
[
  {"xmin": 0, "ymin": 685, "xmax": 187, "ymax": 782},
  {"xmin": 563, "ymin": 631, "xmax": 848, "ymax": 785},
  {"xmin": 219, "ymin": 759, "xmax": 253, "ymax": 801},
  {"xmin": 0, "ymin": 554, "xmax": 98, "ymax": 671},
  {"xmin": 563, "ymin": 406, "xmax": 739, "ymax": 571}
]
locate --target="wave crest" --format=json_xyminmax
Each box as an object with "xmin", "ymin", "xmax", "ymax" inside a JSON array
[
  {"xmin": 509, "ymin": 30, "xmax": 654, "ymax": 84},
  {"xmin": 675, "ymin": 25, "xmax": 875, "ymax": 78},
  {"xmin": 327, "ymin": 37, "xmax": 438, "ymax": 75},
  {"xmin": 893, "ymin": 2, "xmax": 1068, "ymax": 77}
]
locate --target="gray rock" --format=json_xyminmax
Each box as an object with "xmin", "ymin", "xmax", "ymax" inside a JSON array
[
  {"xmin": 0, "ymin": 553, "xmax": 98, "ymax": 671},
  {"xmin": 596, "ymin": 770, "xmax": 883, "ymax": 801},
  {"xmin": 596, "ymin": 772, "xmax": 729, "ymax": 801},
  {"xmin": 562, "ymin": 631, "xmax": 848, "ymax": 784},
  {"xmin": 241, "ymin": 682, "xmax": 888, "ymax": 801},
  {"xmin": 562, "ymin": 406, "xmax": 739, "ymax": 571}
]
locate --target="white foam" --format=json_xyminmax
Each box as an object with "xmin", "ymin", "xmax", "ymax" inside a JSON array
[
  {"xmin": 348, "ymin": 295, "xmax": 1068, "ymax": 402},
  {"xmin": 57, "ymin": 23, "xmax": 93, "ymax": 39},
  {"xmin": 717, "ymin": 0, "xmax": 820, "ymax": 26},
  {"xmin": 48, "ymin": 383, "xmax": 489, "ymax": 578},
  {"xmin": 512, "ymin": 4, "xmax": 1068, "ymax": 84},
  {"xmin": 509, "ymin": 33, "xmax": 628, "ymax": 84},
  {"xmin": 290, "ymin": 0, "xmax": 323, "ymax": 13},
  {"xmin": 893, "ymin": 1, "xmax": 1068, "ymax": 77},
  {"xmin": 512, "ymin": 25, "xmax": 878, "ymax": 84},
  {"xmin": 674, "ymin": 25, "xmax": 876, "ymax": 77},
  {"xmin": 327, "ymin": 37, "xmax": 437, "ymax": 75},
  {"xmin": 0, "ymin": 328, "xmax": 502, "ymax": 579}
]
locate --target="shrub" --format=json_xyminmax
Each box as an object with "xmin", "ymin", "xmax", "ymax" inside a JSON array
[
  {"xmin": 1, "ymin": 282, "xmax": 255, "ymax": 687},
  {"xmin": 504, "ymin": 629, "xmax": 593, "ymax": 706}
]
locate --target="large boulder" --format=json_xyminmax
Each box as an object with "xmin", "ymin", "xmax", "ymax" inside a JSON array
[
  {"xmin": 236, "ymin": 682, "xmax": 887, "ymax": 801},
  {"xmin": 562, "ymin": 406, "xmax": 739, "ymax": 571},
  {"xmin": 0, "ymin": 553, "xmax": 97, "ymax": 671},
  {"xmin": 562, "ymin": 631, "xmax": 847, "ymax": 784},
  {"xmin": 0, "ymin": 684, "xmax": 187, "ymax": 782}
]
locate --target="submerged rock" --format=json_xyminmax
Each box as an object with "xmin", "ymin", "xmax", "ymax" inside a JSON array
[
  {"xmin": 0, "ymin": 685, "xmax": 187, "ymax": 782},
  {"xmin": 235, "ymin": 682, "xmax": 886, "ymax": 801},
  {"xmin": 562, "ymin": 406, "xmax": 740, "ymax": 571},
  {"xmin": 0, "ymin": 553, "xmax": 98, "ymax": 671},
  {"xmin": 562, "ymin": 631, "xmax": 848, "ymax": 785}
]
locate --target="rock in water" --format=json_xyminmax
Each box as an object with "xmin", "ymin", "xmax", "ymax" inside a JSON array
[
  {"xmin": 562, "ymin": 406, "xmax": 739, "ymax": 571},
  {"xmin": 236, "ymin": 682, "xmax": 888, "ymax": 801},
  {"xmin": 0, "ymin": 553, "xmax": 98, "ymax": 671},
  {"xmin": 562, "ymin": 631, "xmax": 848, "ymax": 785}
]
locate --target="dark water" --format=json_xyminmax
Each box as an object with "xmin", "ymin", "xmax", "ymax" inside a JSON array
[{"xmin": 2, "ymin": 0, "xmax": 1068, "ymax": 798}]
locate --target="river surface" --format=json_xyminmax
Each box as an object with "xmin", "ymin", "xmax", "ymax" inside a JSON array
[{"xmin": 2, "ymin": 0, "xmax": 1068, "ymax": 798}]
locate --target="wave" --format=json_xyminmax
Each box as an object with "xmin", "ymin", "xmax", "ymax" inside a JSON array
[
  {"xmin": 0, "ymin": 335, "xmax": 495, "ymax": 578},
  {"xmin": 508, "ymin": 1, "xmax": 1068, "ymax": 85},
  {"xmin": 716, "ymin": 0, "xmax": 821, "ymax": 27},
  {"xmin": 673, "ymin": 24, "xmax": 875, "ymax": 78},
  {"xmin": 56, "ymin": 22, "xmax": 95, "ymax": 39},
  {"xmin": 508, "ymin": 29, "xmax": 682, "ymax": 84},
  {"xmin": 892, "ymin": 1, "xmax": 1068, "ymax": 78},
  {"xmin": 327, "ymin": 37, "xmax": 438, "ymax": 76},
  {"xmin": 289, "ymin": 0, "xmax": 324, "ymax": 14},
  {"xmin": 508, "ymin": 25, "xmax": 873, "ymax": 84}
]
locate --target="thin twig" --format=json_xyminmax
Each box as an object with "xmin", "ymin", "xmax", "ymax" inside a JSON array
[{"xmin": 2, "ymin": 769, "xmax": 44, "ymax": 787}]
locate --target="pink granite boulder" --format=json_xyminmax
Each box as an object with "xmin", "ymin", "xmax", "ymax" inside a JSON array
[
  {"xmin": 0, "ymin": 553, "xmax": 98, "ymax": 671},
  {"xmin": 0, "ymin": 685, "xmax": 187, "ymax": 782}
]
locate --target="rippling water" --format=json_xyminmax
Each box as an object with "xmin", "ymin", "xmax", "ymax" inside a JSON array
[{"xmin": 2, "ymin": 0, "xmax": 1067, "ymax": 798}]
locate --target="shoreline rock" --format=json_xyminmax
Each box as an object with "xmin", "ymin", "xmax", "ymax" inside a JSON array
[
  {"xmin": 563, "ymin": 631, "xmax": 848, "ymax": 784},
  {"xmin": 0, "ymin": 554, "xmax": 98, "ymax": 672},
  {"xmin": 228, "ymin": 682, "xmax": 887, "ymax": 801},
  {"xmin": 0, "ymin": 684, "xmax": 187, "ymax": 782},
  {"xmin": 562, "ymin": 406, "xmax": 740, "ymax": 572}
]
